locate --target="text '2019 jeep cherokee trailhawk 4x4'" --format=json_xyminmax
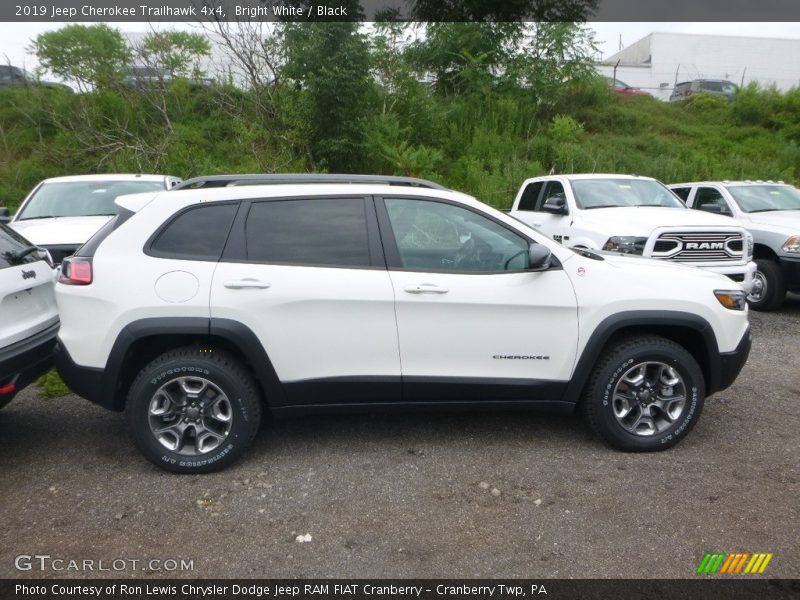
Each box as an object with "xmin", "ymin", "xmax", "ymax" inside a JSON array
[{"xmin": 54, "ymin": 175, "xmax": 752, "ymax": 473}]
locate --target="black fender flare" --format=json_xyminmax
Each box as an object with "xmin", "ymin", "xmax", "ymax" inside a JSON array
[{"xmin": 561, "ymin": 310, "xmax": 721, "ymax": 405}]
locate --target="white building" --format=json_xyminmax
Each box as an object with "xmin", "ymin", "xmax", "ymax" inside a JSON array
[{"xmin": 597, "ymin": 32, "xmax": 800, "ymax": 100}]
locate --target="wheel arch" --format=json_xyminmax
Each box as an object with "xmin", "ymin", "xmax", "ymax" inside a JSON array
[
  {"xmin": 104, "ymin": 318, "xmax": 284, "ymax": 411},
  {"xmin": 562, "ymin": 311, "xmax": 721, "ymax": 406},
  {"xmin": 753, "ymin": 243, "xmax": 778, "ymax": 262}
]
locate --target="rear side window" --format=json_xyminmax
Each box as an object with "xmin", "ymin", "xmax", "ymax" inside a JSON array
[
  {"xmin": 517, "ymin": 182, "xmax": 543, "ymax": 211},
  {"xmin": 149, "ymin": 203, "xmax": 238, "ymax": 261},
  {"xmin": 245, "ymin": 198, "xmax": 370, "ymax": 267},
  {"xmin": 671, "ymin": 187, "xmax": 691, "ymax": 201},
  {"xmin": 0, "ymin": 223, "xmax": 39, "ymax": 270}
]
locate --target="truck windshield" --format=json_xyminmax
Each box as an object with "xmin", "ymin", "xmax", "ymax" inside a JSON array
[
  {"xmin": 17, "ymin": 180, "xmax": 163, "ymax": 220},
  {"xmin": 571, "ymin": 179, "xmax": 685, "ymax": 210},
  {"xmin": 726, "ymin": 185, "xmax": 800, "ymax": 213}
]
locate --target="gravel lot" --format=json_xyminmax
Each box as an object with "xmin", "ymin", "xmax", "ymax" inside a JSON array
[{"xmin": 1, "ymin": 299, "xmax": 798, "ymax": 579}]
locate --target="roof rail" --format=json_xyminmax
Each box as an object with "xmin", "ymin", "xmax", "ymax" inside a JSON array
[{"xmin": 171, "ymin": 174, "xmax": 448, "ymax": 191}]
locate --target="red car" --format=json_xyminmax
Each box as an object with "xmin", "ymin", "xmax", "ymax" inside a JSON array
[{"xmin": 606, "ymin": 77, "xmax": 649, "ymax": 97}]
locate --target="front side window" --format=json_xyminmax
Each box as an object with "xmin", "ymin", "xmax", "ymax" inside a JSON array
[
  {"xmin": 17, "ymin": 180, "xmax": 165, "ymax": 220},
  {"xmin": 150, "ymin": 202, "xmax": 238, "ymax": 261},
  {"xmin": 385, "ymin": 198, "xmax": 529, "ymax": 272},
  {"xmin": 539, "ymin": 181, "xmax": 566, "ymax": 209},
  {"xmin": 695, "ymin": 187, "xmax": 731, "ymax": 214},
  {"xmin": 671, "ymin": 187, "xmax": 691, "ymax": 201},
  {"xmin": 726, "ymin": 185, "xmax": 800, "ymax": 213},
  {"xmin": 245, "ymin": 198, "xmax": 371, "ymax": 267},
  {"xmin": 571, "ymin": 178, "xmax": 685, "ymax": 210}
]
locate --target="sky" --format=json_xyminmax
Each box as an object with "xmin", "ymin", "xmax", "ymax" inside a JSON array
[{"xmin": 3, "ymin": 21, "xmax": 800, "ymax": 73}]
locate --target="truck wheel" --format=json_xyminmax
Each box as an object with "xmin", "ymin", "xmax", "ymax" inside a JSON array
[
  {"xmin": 125, "ymin": 347, "xmax": 262, "ymax": 473},
  {"xmin": 582, "ymin": 336, "xmax": 705, "ymax": 451},
  {"xmin": 747, "ymin": 259, "xmax": 785, "ymax": 311}
]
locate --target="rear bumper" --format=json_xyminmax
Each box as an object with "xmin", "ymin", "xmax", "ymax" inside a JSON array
[
  {"xmin": 779, "ymin": 256, "xmax": 800, "ymax": 292},
  {"xmin": 0, "ymin": 322, "xmax": 59, "ymax": 396},
  {"xmin": 54, "ymin": 340, "xmax": 111, "ymax": 409},
  {"xmin": 713, "ymin": 325, "xmax": 752, "ymax": 395}
]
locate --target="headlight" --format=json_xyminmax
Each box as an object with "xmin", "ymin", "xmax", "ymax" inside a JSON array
[
  {"xmin": 603, "ymin": 236, "xmax": 647, "ymax": 255},
  {"xmin": 781, "ymin": 236, "xmax": 800, "ymax": 253},
  {"xmin": 714, "ymin": 289, "xmax": 747, "ymax": 311},
  {"xmin": 746, "ymin": 233, "xmax": 754, "ymax": 259}
]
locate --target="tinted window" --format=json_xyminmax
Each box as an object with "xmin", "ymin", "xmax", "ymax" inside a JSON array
[
  {"xmin": 517, "ymin": 182, "xmax": 543, "ymax": 211},
  {"xmin": 671, "ymin": 187, "xmax": 691, "ymax": 201},
  {"xmin": 0, "ymin": 223, "xmax": 41, "ymax": 270},
  {"xmin": 151, "ymin": 203, "xmax": 237, "ymax": 261},
  {"xmin": 245, "ymin": 198, "xmax": 370, "ymax": 267},
  {"xmin": 385, "ymin": 198, "xmax": 529, "ymax": 272}
]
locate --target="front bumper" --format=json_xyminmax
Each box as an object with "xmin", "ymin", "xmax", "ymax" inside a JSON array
[
  {"xmin": 0, "ymin": 322, "xmax": 59, "ymax": 398},
  {"xmin": 701, "ymin": 261, "xmax": 757, "ymax": 294},
  {"xmin": 712, "ymin": 325, "xmax": 752, "ymax": 395},
  {"xmin": 779, "ymin": 255, "xmax": 800, "ymax": 292}
]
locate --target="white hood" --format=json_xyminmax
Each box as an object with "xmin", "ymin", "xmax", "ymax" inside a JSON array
[
  {"xmin": 9, "ymin": 216, "xmax": 112, "ymax": 246},
  {"xmin": 746, "ymin": 210, "xmax": 800, "ymax": 232},
  {"xmin": 579, "ymin": 206, "xmax": 744, "ymax": 236}
]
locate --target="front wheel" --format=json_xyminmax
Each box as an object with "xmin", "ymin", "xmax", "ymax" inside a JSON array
[
  {"xmin": 747, "ymin": 259, "xmax": 785, "ymax": 311},
  {"xmin": 125, "ymin": 347, "xmax": 262, "ymax": 473},
  {"xmin": 582, "ymin": 336, "xmax": 705, "ymax": 451}
]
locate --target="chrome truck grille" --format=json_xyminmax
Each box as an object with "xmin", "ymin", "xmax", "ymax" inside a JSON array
[{"xmin": 650, "ymin": 232, "xmax": 744, "ymax": 262}]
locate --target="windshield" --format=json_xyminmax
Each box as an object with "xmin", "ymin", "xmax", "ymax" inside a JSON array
[
  {"xmin": 571, "ymin": 178, "xmax": 685, "ymax": 210},
  {"xmin": 726, "ymin": 185, "xmax": 800, "ymax": 213},
  {"xmin": 17, "ymin": 180, "xmax": 163, "ymax": 220}
]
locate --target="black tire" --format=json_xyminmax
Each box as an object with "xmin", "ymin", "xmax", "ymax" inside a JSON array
[
  {"xmin": 748, "ymin": 259, "xmax": 785, "ymax": 311},
  {"xmin": 125, "ymin": 347, "xmax": 262, "ymax": 473},
  {"xmin": 582, "ymin": 336, "xmax": 705, "ymax": 451}
]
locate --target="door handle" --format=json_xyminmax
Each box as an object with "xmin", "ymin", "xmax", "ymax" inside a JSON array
[
  {"xmin": 404, "ymin": 283, "xmax": 449, "ymax": 294},
  {"xmin": 224, "ymin": 279, "xmax": 271, "ymax": 290}
]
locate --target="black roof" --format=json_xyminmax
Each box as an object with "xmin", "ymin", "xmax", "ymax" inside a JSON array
[{"xmin": 171, "ymin": 174, "xmax": 447, "ymax": 191}]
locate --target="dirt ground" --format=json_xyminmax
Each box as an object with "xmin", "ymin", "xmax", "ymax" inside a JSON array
[{"xmin": 1, "ymin": 298, "xmax": 798, "ymax": 579}]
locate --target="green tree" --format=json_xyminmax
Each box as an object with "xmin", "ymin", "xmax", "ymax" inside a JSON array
[
  {"xmin": 140, "ymin": 31, "xmax": 211, "ymax": 79},
  {"xmin": 32, "ymin": 24, "xmax": 131, "ymax": 90},
  {"xmin": 278, "ymin": 12, "xmax": 373, "ymax": 171}
]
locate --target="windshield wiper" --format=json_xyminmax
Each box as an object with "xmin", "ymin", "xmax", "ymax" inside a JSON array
[
  {"xmin": 18, "ymin": 215, "xmax": 59, "ymax": 221},
  {"xmin": 749, "ymin": 208, "xmax": 786, "ymax": 213},
  {"xmin": 584, "ymin": 204, "xmax": 624, "ymax": 209},
  {"xmin": 7, "ymin": 245, "xmax": 42, "ymax": 263},
  {"xmin": 84, "ymin": 213, "xmax": 117, "ymax": 217}
]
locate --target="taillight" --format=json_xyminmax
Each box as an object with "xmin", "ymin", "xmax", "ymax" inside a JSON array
[{"xmin": 59, "ymin": 257, "xmax": 93, "ymax": 285}]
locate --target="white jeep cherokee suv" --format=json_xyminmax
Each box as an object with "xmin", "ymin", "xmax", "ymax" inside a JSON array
[
  {"xmin": 0, "ymin": 223, "xmax": 59, "ymax": 409},
  {"xmin": 510, "ymin": 174, "xmax": 756, "ymax": 292},
  {"xmin": 3, "ymin": 174, "xmax": 181, "ymax": 264},
  {"xmin": 54, "ymin": 175, "xmax": 752, "ymax": 473},
  {"xmin": 670, "ymin": 181, "xmax": 800, "ymax": 311}
]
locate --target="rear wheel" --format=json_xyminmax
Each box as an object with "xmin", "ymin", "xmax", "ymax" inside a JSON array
[
  {"xmin": 747, "ymin": 259, "xmax": 785, "ymax": 311},
  {"xmin": 125, "ymin": 347, "xmax": 262, "ymax": 473},
  {"xmin": 582, "ymin": 336, "xmax": 705, "ymax": 451}
]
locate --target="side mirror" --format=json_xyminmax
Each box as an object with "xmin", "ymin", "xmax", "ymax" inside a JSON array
[
  {"xmin": 0, "ymin": 207, "xmax": 10, "ymax": 224},
  {"xmin": 528, "ymin": 243, "xmax": 552, "ymax": 271},
  {"xmin": 542, "ymin": 196, "xmax": 568, "ymax": 215},
  {"xmin": 696, "ymin": 204, "xmax": 723, "ymax": 214}
]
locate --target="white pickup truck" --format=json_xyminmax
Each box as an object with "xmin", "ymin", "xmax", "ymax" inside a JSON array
[
  {"xmin": 510, "ymin": 174, "xmax": 756, "ymax": 293},
  {"xmin": 669, "ymin": 181, "xmax": 800, "ymax": 311}
]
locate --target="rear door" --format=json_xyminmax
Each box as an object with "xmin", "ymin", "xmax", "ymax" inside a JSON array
[
  {"xmin": 210, "ymin": 196, "xmax": 401, "ymax": 405},
  {"xmin": 0, "ymin": 225, "xmax": 58, "ymax": 349}
]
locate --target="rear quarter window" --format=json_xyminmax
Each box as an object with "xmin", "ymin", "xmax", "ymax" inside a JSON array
[{"xmin": 148, "ymin": 202, "xmax": 238, "ymax": 261}]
